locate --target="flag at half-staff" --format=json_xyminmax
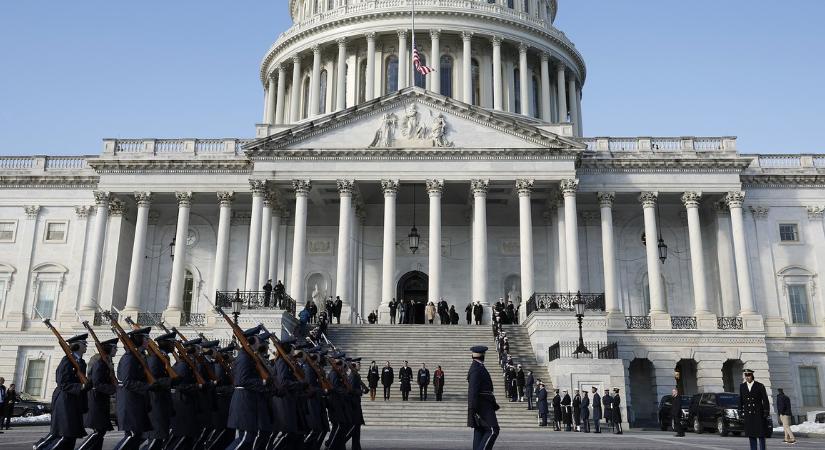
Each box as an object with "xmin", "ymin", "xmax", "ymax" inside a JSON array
[{"xmin": 412, "ymin": 45, "xmax": 435, "ymax": 76}]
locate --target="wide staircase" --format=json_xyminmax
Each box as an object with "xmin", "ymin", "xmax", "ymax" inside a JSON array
[{"xmin": 325, "ymin": 323, "xmax": 551, "ymax": 428}]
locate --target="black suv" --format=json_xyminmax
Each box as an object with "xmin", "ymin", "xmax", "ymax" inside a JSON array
[
  {"xmin": 657, "ymin": 394, "xmax": 692, "ymax": 431},
  {"xmin": 12, "ymin": 392, "xmax": 51, "ymax": 417},
  {"xmin": 688, "ymin": 392, "xmax": 773, "ymax": 437}
]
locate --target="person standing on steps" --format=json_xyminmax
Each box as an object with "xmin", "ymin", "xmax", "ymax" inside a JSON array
[
  {"xmin": 434, "ymin": 366, "xmax": 445, "ymax": 401},
  {"xmin": 425, "ymin": 302, "xmax": 436, "ymax": 324},
  {"xmin": 602, "ymin": 389, "xmax": 612, "ymax": 428},
  {"xmin": 516, "ymin": 365, "xmax": 525, "ymax": 402},
  {"xmin": 536, "ymin": 382, "xmax": 548, "ymax": 427},
  {"xmin": 398, "ymin": 299, "xmax": 408, "ymax": 325},
  {"xmin": 399, "ymin": 361, "xmax": 412, "ymax": 401},
  {"xmin": 381, "ymin": 361, "xmax": 394, "ymax": 401},
  {"xmin": 561, "ymin": 389, "xmax": 572, "ymax": 431},
  {"xmin": 367, "ymin": 361, "xmax": 380, "ymax": 401},
  {"xmin": 389, "ymin": 298, "xmax": 398, "ymax": 324},
  {"xmin": 473, "ymin": 302, "xmax": 484, "ymax": 325},
  {"xmin": 274, "ymin": 280, "xmax": 285, "ymax": 306},
  {"xmin": 591, "ymin": 387, "xmax": 602, "ymax": 434},
  {"xmin": 262, "ymin": 279, "xmax": 273, "ymax": 307},
  {"xmin": 450, "ymin": 306, "xmax": 459, "ymax": 324},
  {"xmin": 333, "ymin": 296, "xmax": 343, "ymax": 324},
  {"xmin": 467, "ymin": 346, "xmax": 499, "ymax": 450},
  {"xmin": 525, "ymin": 370, "xmax": 535, "ymax": 410},
  {"xmin": 466, "ymin": 302, "xmax": 473, "ymax": 325},
  {"xmin": 580, "ymin": 391, "xmax": 590, "ymax": 433},
  {"xmin": 417, "ymin": 363, "xmax": 431, "ymax": 401},
  {"xmin": 611, "ymin": 388, "xmax": 623, "ymax": 434}
]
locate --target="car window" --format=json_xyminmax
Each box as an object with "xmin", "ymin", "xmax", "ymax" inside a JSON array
[
  {"xmin": 18, "ymin": 392, "xmax": 33, "ymax": 401},
  {"xmin": 717, "ymin": 393, "xmax": 739, "ymax": 407},
  {"xmin": 701, "ymin": 394, "xmax": 715, "ymax": 405}
]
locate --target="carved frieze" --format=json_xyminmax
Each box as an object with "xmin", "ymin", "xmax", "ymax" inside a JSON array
[{"xmin": 368, "ymin": 103, "xmax": 453, "ymax": 148}]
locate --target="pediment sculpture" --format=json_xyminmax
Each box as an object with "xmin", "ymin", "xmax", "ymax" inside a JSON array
[{"xmin": 368, "ymin": 103, "xmax": 454, "ymax": 148}]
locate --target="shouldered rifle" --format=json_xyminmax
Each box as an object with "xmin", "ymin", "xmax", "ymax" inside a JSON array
[
  {"xmin": 213, "ymin": 306, "xmax": 271, "ymax": 383},
  {"xmin": 123, "ymin": 317, "xmax": 179, "ymax": 380},
  {"xmin": 172, "ymin": 327, "xmax": 217, "ymax": 383},
  {"xmin": 198, "ymin": 332, "xmax": 233, "ymax": 384},
  {"xmin": 102, "ymin": 310, "xmax": 156, "ymax": 384},
  {"xmin": 80, "ymin": 320, "xmax": 118, "ymax": 384},
  {"xmin": 322, "ymin": 332, "xmax": 363, "ymax": 380},
  {"xmin": 260, "ymin": 324, "xmax": 305, "ymax": 382},
  {"xmin": 41, "ymin": 317, "xmax": 89, "ymax": 385}
]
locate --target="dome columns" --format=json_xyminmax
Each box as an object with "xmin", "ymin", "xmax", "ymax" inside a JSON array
[
  {"xmin": 430, "ymin": 30, "xmax": 441, "ymax": 95},
  {"xmin": 461, "ymin": 31, "xmax": 474, "ymax": 104},
  {"xmin": 365, "ymin": 32, "xmax": 377, "ymax": 101},
  {"xmin": 335, "ymin": 38, "xmax": 347, "ymax": 111},
  {"xmin": 492, "ymin": 36, "xmax": 503, "ymax": 111}
]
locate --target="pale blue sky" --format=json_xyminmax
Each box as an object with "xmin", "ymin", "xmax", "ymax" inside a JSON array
[{"xmin": 1, "ymin": 1, "xmax": 823, "ymax": 156}]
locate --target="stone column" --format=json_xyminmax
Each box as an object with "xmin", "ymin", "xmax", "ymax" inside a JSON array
[
  {"xmin": 471, "ymin": 179, "xmax": 490, "ymax": 319},
  {"xmin": 430, "ymin": 30, "xmax": 441, "ymax": 94},
  {"xmin": 274, "ymin": 65, "xmax": 287, "ymax": 124},
  {"xmin": 245, "ymin": 180, "xmax": 266, "ymax": 291},
  {"xmin": 212, "ymin": 192, "xmax": 234, "ymax": 300},
  {"xmin": 80, "ymin": 191, "xmax": 110, "ymax": 312},
  {"xmin": 462, "ymin": 32, "xmax": 473, "ymax": 104},
  {"xmin": 166, "ymin": 192, "xmax": 192, "ymax": 324},
  {"xmin": 365, "ymin": 33, "xmax": 376, "ymax": 101},
  {"xmin": 568, "ymin": 76, "xmax": 580, "ymax": 135},
  {"xmin": 714, "ymin": 202, "xmax": 739, "ymax": 316},
  {"xmin": 124, "ymin": 192, "xmax": 151, "ymax": 315},
  {"xmin": 517, "ymin": 179, "xmax": 534, "ymax": 322},
  {"xmin": 379, "ymin": 179, "xmax": 398, "ymax": 323},
  {"xmin": 556, "ymin": 63, "xmax": 568, "ymax": 122},
  {"xmin": 258, "ymin": 193, "xmax": 274, "ymax": 288},
  {"xmin": 264, "ymin": 74, "xmax": 276, "ymax": 125},
  {"xmin": 492, "ymin": 36, "xmax": 502, "ymax": 110},
  {"xmin": 556, "ymin": 196, "xmax": 567, "ymax": 292},
  {"xmin": 336, "ymin": 38, "xmax": 347, "ymax": 111},
  {"xmin": 540, "ymin": 53, "xmax": 551, "ymax": 121},
  {"xmin": 397, "ymin": 30, "xmax": 408, "ymax": 89},
  {"xmin": 561, "ymin": 179, "xmax": 580, "ymax": 292},
  {"xmin": 290, "ymin": 55, "xmax": 302, "ymax": 122},
  {"xmin": 598, "ymin": 192, "xmax": 623, "ymax": 327},
  {"xmin": 726, "ymin": 192, "xmax": 757, "ymax": 317},
  {"xmin": 335, "ymin": 180, "xmax": 354, "ymax": 319},
  {"xmin": 519, "ymin": 43, "xmax": 529, "ymax": 116},
  {"xmin": 427, "ymin": 179, "xmax": 444, "ymax": 304},
  {"xmin": 289, "ymin": 180, "xmax": 312, "ymax": 303},
  {"xmin": 575, "ymin": 86, "xmax": 584, "ymax": 135},
  {"xmin": 682, "ymin": 192, "xmax": 716, "ymax": 329},
  {"xmin": 639, "ymin": 192, "xmax": 670, "ymax": 328},
  {"xmin": 309, "ymin": 45, "xmax": 322, "ymax": 117},
  {"xmin": 268, "ymin": 208, "xmax": 282, "ymax": 283}
]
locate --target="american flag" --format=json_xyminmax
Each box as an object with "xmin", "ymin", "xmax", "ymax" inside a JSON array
[{"xmin": 412, "ymin": 46, "xmax": 435, "ymax": 75}]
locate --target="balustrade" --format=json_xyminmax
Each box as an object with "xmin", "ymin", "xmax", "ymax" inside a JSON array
[
  {"xmin": 216, "ymin": 290, "xmax": 297, "ymax": 315},
  {"xmin": 0, "ymin": 157, "xmax": 35, "ymax": 170},
  {"xmin": 624, "ymin": 316, "xmax": 651, "ymax": 330},
  {"xmin": 548, "ymin": 341, "xmax": 618, "ymax": 362},
  {"xmin": 716, "ymin": 316, "xmax": 743, "ymax": 330},
  {"xmin": 670, "ymin": 316, "xmax": 698, "ymax": 330},
  {"xmin": 527, "ymin": 292, "xmax": 605, "ymax": 316},
  {"xmin": 758, "ymin": 155, "xmax": 802, "ymax": 168}
]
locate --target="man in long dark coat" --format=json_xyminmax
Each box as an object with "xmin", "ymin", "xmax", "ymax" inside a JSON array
[
  {"xmin": 206, "ymin": 343, "xmax": 236, "ymax": 450},
  {"xmin": 399, "ymin": 361, "xmax": 413, "ymax": 401},
  {"xmin": 168, "ymin": 339, "xmax": 204, "ymax": 450},
  {"xmin": 580, "ymin": 391, "xmax": 591, "ymax": 432},
  {"xmin": 739, "ymin": 369, "xmax": 770, "ymax": 450},
  {"xmin": 537, "ymin": 383, "xmax": 548, "ymax": 427},
  {"xmin": 381, "ymin": 361, "xmax": 394, "ymax": 401},
  {"xmin": 465, "ymin": 302, "xmax": 473, "ymax": 324},
  {"xmin": 417, "ymin": 363, "xmax": 431, "ymax": 401},
  {"xmin": 78, "ymin": 338, "xmax": 118, "ymax": 450},
  {"xmin": 389, "ymin": 299, "xmax": 398, "ymax": 324},
  {"xmin": 671, "ymin": 388, "xmax": 684, "ymax": 437},
  {"xmin": 602, "ymin": 389, "xmax": 612, "ymax": 426},
  {"xmin": 467, "ymin": 346, "xmax": 499, "ymax": 450},
  {"xmin": 345, "ymin": 358, "xmax": 366, "ymax": 450},
  {"xmin": 611, "ymin": 388, "xmax": 623, "ymax": 434},
  {"xmin": 333, "ymin": 296, "xmax": 343, "ymax": 324},
  {"xmin": 226, "ymin": 325, "xmax": 273, "ymax": 450},
  {"xmin": 572, "ymin": 390, "xmax": 581, "ymax": 431},
  {"xmin": 473, "ymin": 302, "xmax": 483, "ymax": 325},
  {"xmin": 143, "ymin": 332, "xmax": 176, "ymax": 450},
  {"xmin": 113, "ymin": 327, "xmax": 153, "ymax": 450},
  {"xmin": 552, "ymin": 389, "xmax": 562, "ymax": 431},
  {"xmin": 525, "ymin": 370, "xmax": 534, "ymax": 409},
  {"xmin": 263, "ymin": 279, "xmax": 273, "ymax": 307},
  {"xmin": 591, "ymin": 387, "xmax": 602, "ymax": 433},
  {"xmin": 561, "ymin": 389, "xmax": 572, "ymax": 431}
]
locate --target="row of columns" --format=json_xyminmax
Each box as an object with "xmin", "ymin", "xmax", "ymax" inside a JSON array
[{"xmin": 263, "ymin": 32, "xmax": 583, "ymax": 133}]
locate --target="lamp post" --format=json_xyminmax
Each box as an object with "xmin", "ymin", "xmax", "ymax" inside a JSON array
[
  {"xmin": 169, "ymin": 238, "xmax": 176, "ymax": 260},
  {"xmin": 572, "ymin": 291, "xmax": 591, "ymax": 357},
  {"xmin": 231, "ymin": 288, "xmax": 243, "ymax": 325},
  {"xmin": 408, "ymin": 184, "xmax": 420, "ymax": 254}
]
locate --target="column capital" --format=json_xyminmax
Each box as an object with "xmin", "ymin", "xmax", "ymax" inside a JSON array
[
  {"xmin": 263, "ymin": 192, "xmax": 278, "ymax": 207},
  {"xmin": 93, "ymin": 190, "xmax": 111, "ymax": 206},
  {"xmin": 278, "ymin": 63, "xmax": 287, "ymax": 73},
  {"xmin": 597, "ymin": 192, "xmax": 616, "ymax": 208},
  {"xmin": 540, "ymin": 52, "xmax": 550, "ymax": 62},
  {"xmin": 23, "ymin": 205, "xmax": 41, "ymax": 220},
  {"xmin": 713, "ymin": 200, "xmax": 730, "ymax": 216},
  {"xmin": 462, "ymin": 31, "xmax": 474, "ymax": 42},
  {"xmin": 109, "ymin": 199, "xmax": 127, "ymax": 217},
  {"xmin": 397, "ymin": 29, "xmax": 407, "ymax": 39},
  {"xmin": 292, "ymin": 179, "xmax": 312, "ymax": 196},
  {"xmin": 471, "ymin": 179, "xmax": 489, "ymax": 197},
  {"xmin": 291, "ymin": 54, "xmax": 301, "ymax": 64},
  {"xmin": 311, "ymin": 44, "xmax": 321, "ymax": 55},
  {"xmin": 74, "ymin": 205, "xmax": 92, "ymax": 219},
  {"xmin": 430, "ymin": 29, "xmax": 441, "ymax": 39},
  {"xmin": 337, "ymin": 179, "xmax": 355, "ymax": 196},
  {"xmin": 491, "ymin": 35, "xmax": 502, "ymax": 46},
  {"xmin": 518, "ymin": 42, "xmax": 529, "ymax": 54},
  {"xmin": 336, "ymin": 37, "xmax": 347, "ymax": 47},
  {"xmin": 555, "ymin": 61, "xmax": 566, "ymax": 72},
  {"xmin": 217, "ymin": 191, "xmax": 235, "ymax": 206},
  {"xmin": 426, "ymin": 179, "xmax": 444, "ymax": 196},
  {"xmin": 365, "ymin": 32, "xmax": 376, "ymax": 41},
  {"xmin": 134, "ymin": 191, "xmax": 152, "ymax": 207},
  {"xmin": 515, "ymin": 179, "xmax": 534, "ymax": 196},
  {"xmin": 639, "ymin": 191, "xmax": 658, "ymax": 208},
  {"xmin": 725, "ymin": 191, "xmax": 746, "ymax": 208},
  {"xmin": 560, "ymin": 179, "xmax": 579, "ymax": 196},
  {"xmin": 381, "ymin": 179, "xmax": 399, "ymax": 196},
  {"xmin": 249, "ymin": 179, "xmax": 268, "ymax": 195},
  {"xmin": 749, "ymin": 205, "xmax": 769, "ymax": 219},
  {"xmin": 175, "ymin": 192, "xmax": 193, "ymax": 207},
  {"xmin": 681, "ymin": 191, "xmax": 702, "ymax": 208}
]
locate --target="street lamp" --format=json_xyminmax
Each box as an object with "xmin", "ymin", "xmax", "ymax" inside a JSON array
[
  {"xmin": 231, "ymin": 288, "xmax": 243, "ymax": 325},
  {"xmin": 572, "ymin": 291, "xmax": 591, "ymax": 357},
  {"xmin": 408, "ymin": 184, "xmax": 420, "ymax": 254},
  {"xmin": 169, "ymin": 238, "xmax": 176, "ymax": 260}
]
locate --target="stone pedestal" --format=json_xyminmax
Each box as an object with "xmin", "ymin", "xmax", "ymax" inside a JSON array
[
  {"xmin": 650, "ymin": 312, "xmax": 672, "ymax": 330},
  {"xmin": 695, "ymin": 313, "xmax": 718, "ymax": 331},
  {"xmin": 741, "ymin": 313, "xmax": 765, "ymax": 331},
  {"xmin": 606, "ymin": 311, "xmax": 626, "ymax": 330}
]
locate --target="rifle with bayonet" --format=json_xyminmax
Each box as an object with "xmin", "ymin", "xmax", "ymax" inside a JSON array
[
  {"xmin": 41, "ymin": 316, "xmax": 89, "ymax": 385},
  {"xmin": 101, "ymin": 310, "xmax": 156, "ymax": 384},
  {"xmin": 79, "ymin": 319, "xmax": 118, "ymax": 384},
  {"xmin": 260, "ymin": 324, "xmax": 305, "ymax": 382},
  {"xmin": 212, "ymin": 306, "xmax": 271, "ymax": 383},
  {"xmin": 123, "ymin": 316, "xmax": 178, "ymax": 380},
  {"xmin": 198, "ymin": 332, "xmax": 233, "ymax": 384},
  {"xmin": 172, "ymin": 327, "xmax": 217, "ymax": 383}
]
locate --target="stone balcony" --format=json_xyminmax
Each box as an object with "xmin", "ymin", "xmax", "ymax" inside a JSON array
[{"xmin": 579, "ymin": 136, "xmax": 738, "ymax": 153}]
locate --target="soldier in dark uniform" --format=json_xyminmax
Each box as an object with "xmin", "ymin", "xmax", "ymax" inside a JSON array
[
  {"xmin": 388, "ymin": 299, "xmax": 398, "ymax": 324},
  {"xmin": 206, "ymin": 343, "xmax": 236, "ymax": 450},
  {"xmin": 325, "ymin": 352, "xmax": 352, "ymax": 450},
  {"xmin": 611, "ymin": 388, "xmax": 623, "ymax": 434},
  {"xmin": 345, "ymin": 358, "xmax": 366, "ymax": 450},
  {"xmin": 572, "ymin": 390, "xmax": 581, "ymax": 431},
  {"xmin": 552, "ymin": 389, "xmax": 562, "ymax": 431},
  {"xmin": 417, "ymin": 363, "xmax": 430, "ymax": 401},
  {"xmin": 399, "ymin": 361, "xmax": 412, "ymax": 401},
  {"xmin": 449, "ymin": 306, "xmax": 459, "ymax": 324},
  {"xmin": 561, "ymin": 389, "xmax": 572, "ymax": 431},
  {"xmin": 366, "ymin": 361, "xmax": 379, "ymax": 401},
  {"xmin": 113, "ymin": 327, "xmax": 153, "ymax": 450},
  {"xmin": 143, "ymin": 331, "xmax": 176, "ymax": 450},
  {"xmin": 78, "ymin": 337, "xmax": 118, "ymax": 450},
  {"xmin": 263, "ymin": 279, "xmax": 274, "ymax": 307},
  {"xmin": 270, "ymin": 338, "xmax": 307, "ymax": 450},
  {"xmin": 591, "ymin": 387, "xmax": 602, "ymax": 433},
  {"xmin": 537, "ymin": 382, "xmax": 548, "ymax": 427},
  {"xmin": 739, "ymin": 368, "xmax": 770, "ymax": 450},
  {"xmin": 35, "ymin": 333, "xmax": 90, "ymax": 450},
  {"xmin": 602, "ymin": 389, "xmax": 612, "ymax": 427},
  {"xmin": 226, "ymin": 325, "xmax": 273, "ymax": 450},
  {"xmin": 580, "ymin": 391, "xmax": 590, "ymax": 433},
  {"xmin": 193, "ymin": 339, "xmax": 221, "ymax": 449},
  {"xmin": 467, "ymin": 345, "xmax": 498, "ymax": 450},
  {"xmin": 302, "ymin": 347, "xmax": 329, "ymax": 450},
  {"xmin": 168, "ymin": 338, "xmax": 204, "ymax": 450},
  {"xmin": 525, "ymin": 370, "xmax": 534, "ymax": 410},
  {"xmin": 465, "ymin": 303, "xmax": 473, "ymax": 325},
  {"xmin": 381, "ymin": 361, "xmax": 394, "ymax": 401}
]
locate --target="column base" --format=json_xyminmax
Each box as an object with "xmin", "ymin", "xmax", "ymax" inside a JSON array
[
  {"xmin": 764, "ymin": 317, "xmax": 786, "ymax": 337},
  {"xmin": 119, "ymin": 308, "xmax": 142, "ymax": 323},
  {"xmin": 649, "ymin": 312, "xmax": 672, "ymax": 330},
  {"xmin": 605, "ymin": 311, "xmax": 626, "ymax": 330},
  {"xmin": 164, "ymin": 309, "xmax": 183, "ymax": 326},
  {"xmin": 378, "ymin": 304, "xmax": 391, "ymax": 324},
  {"xmin": 340, "ymin": 305, "xmax": 353, "ymax": 324},
  {"xmin": 740, "ymin": 313, "xmax": 765, "ymax": 332},
  {"xmin": 695, "ymin": 312, "xmax": 718, "ymax": 331}
]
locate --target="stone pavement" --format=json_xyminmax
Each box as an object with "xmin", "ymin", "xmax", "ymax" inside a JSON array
[{"xmin": 1, "ymin": 426, "xmax": 822, "ymax": 450}]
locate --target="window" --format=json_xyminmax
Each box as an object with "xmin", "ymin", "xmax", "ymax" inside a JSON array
[
  {"xmin": 44, "ymin": 221, "xmax": 67, "ymax": 243},
  {"xmin": 532, "ymin": 75, "xmax": 540, "ymax": 117},
  {"xmin": 471, "ymin": 58, "xmax": 480, "ymax": 106},
  {"xmin": 514, "ymin": 68, "xmax": 521, "ymax": 113},
  {"xmin": 385, "ymin": 55, "xmax": 399, "ymax": 94},
  {"xmin": 440, "ymin": 55, "xmax": 453, "ymax": 98},
  {"xmin": 507, "ymin": 0, "xmax": 514, "ymax": 8},
  {"xmin": 183, "ymin": 270, "xmax": 194, "ymax": 314},
  {"xmin": 318, "ymin": 69, "xmax": 328, "ymax": 114},
  {"xmin": 358, "ymin": 60, "xmax": 367, "ymax": 103},
  {"xmin": 327, "ymin": 0, "xmax": 334, "ymax": 10},
  {"xmin": 779, "ymin": 224, "xmax": 799, "ymax": 242},
  {"xmin": 523, "ymin": 0, "xmax": 529, "ymax": 13},
  {"xmin": 414, "ymin": 51, "xmax": 427, "ymax": 89},
  {"xmin": 24, "ymin": 359, "xmax": 46, "ymax": 397},
  {"xmin": 35, "ymin": 281, "xmax": 58, "ymax": 319},
  {"xmin": 0, "ymin": 221, "xmax": 16, "ymax": 242},
  {"xmin": 788, "ymin": 284, "xmax": 810, "ymax": 324},
  {"xmin": 302, "ymin": 77, "xmax": 311, "ymax": 119},
  {"xmin": 799, "ymin": 367, "xmax": 822, "ymax": 407}
]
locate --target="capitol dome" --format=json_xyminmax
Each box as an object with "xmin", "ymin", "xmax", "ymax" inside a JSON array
[{"xmin": 259, "ymin": 0, "xmax": 585, "ymax": 136}]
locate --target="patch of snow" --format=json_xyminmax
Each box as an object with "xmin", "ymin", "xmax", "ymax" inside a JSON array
[
  {"xmin": 11, "ymin": 413, "xmax": 50, "ymax": 425},
  {"xmin": 773, "ymin": 421, "xmax": 825, "ymax": 435}
]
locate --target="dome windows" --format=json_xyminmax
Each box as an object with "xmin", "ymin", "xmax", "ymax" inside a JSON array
[
  {"xmin": 440, "ymin": 55, "xmax": 454, "ymax": 98},
  {"xmin": 385, "ymin": 55, "xmax": 399, "ymax": 94}
]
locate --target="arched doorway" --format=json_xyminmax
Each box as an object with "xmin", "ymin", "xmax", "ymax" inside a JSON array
[
  {"xmin": 628, "ymin": 358, "xmax": 657, "ymax": 427},
  {"xmin": 722, "ymin": 359, "xmax": 744, "ymax": 393},
  {"xmin": 396, "ymin": 271, "xmax": 428, "ymax": 324},
  {"xmin": 676, "ymin": 359, "xmax": 698, "ymax": 395}
]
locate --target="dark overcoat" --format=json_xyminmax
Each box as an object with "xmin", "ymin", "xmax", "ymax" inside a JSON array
[
  {"xmin": 348, "ymin": 371, "xmax": 365, "ymax": 426},
  {"xmin": 418, "ymin": 368, "xmax": 430, "ymax": 386},
  {"xmin": 301, "ymin": 363, "xmax": 329, "ymax": 432},
  {"xmin": 367, "ymin": 366, "xmax": 380, "ymax": 389},
  {"xmin": 116, "ymin": 352, "xmax": 152, "ymax": 433},
  {"xmin": 561, "ymin": 394, "xmax": 572, "ymax": 425},
  {"xmin": 327, "ymin": 367, "xmax": 352, "ymax": 426},
  {"xmin": 226, "ymin": 350, "xmax": 269, "ymax": 432},
  {"xmin": 466, "ymin": 360, "xmax": 499, "ymax": 429},
  {"xmin": 592, "ymin": 393, "xmax": 602, "ymax": 421},
  {"xmin": 611, "ymin": 394, "xmax": 623, "ymax": 424},
  {"xmin": 739, "ymin": 381, "xmax": 770, "ymax": 438},
  {"xmin": 537, "ymin": 388, "xmax": 548, "ymax": 416},
  {"xmin": 212, "ymin": 360, "xmax": 233, "ymax": 431},
  {"xmin": 51, "ymin": 355, "xmax": 88, "ymax": 438},
  {"xmin": 580, "ymin": 396, "xmax": 590, "ymax": 422},
  {"xmin": 399, "ymin": 366, "xmax": 412, "ymax": 392},
  {"xmin": 272, "ymin": 357, "xmax": 306, "ymax": 433},
  {"xmin": 381, "ymin": 367, "xmax": 394, "ymax": 386},
  {"xmin": 170, "ymin": 359, "xmax": 201, "ymax": 438},
  {"xmin": 552, "ymin": 394, "xmax": 562, "ymax": 421},
  {"xmin": 145, "ymin": 353, "xmax": 174, "ymax": 440},
  {"xmin": 84, "ymin": 357, "xmax": 115, "ymax": 431}
]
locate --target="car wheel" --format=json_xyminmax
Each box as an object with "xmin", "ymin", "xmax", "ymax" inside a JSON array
[
  {"xmin": 23, "ymin": 409, "xmax": 34, "ymax": 417},
  {"xmin": 694, "ymin": 416, "xmax": 703, "ymax": 434},
  {"xmin": 717, "ymin": 417, "xmax": 728, "ymax": 437},
  {"xmin": 732, "ymin": 431, "xmax": 741, "ymax": 436}
]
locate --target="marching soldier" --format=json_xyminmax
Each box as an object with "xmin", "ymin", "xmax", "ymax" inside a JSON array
[
  {"xmin": 302, "ymin": 347, "xmax": 329, "ymax": 450},
  {"xmin": 467, "ymin": 345, "xmax": 499, "ymax": 450},
  {"xmin": 345, "ymin": 358, "xmax": 366, "ymax": 450},
  {"xmin": 78, "ymin": 337, "xmax": 118, "ymax": 450},
  {"xmin": 270, "ymin": 338, "xmax": 307, "ymax": 450},
  {"xmin": 381, "ymin": 361, "xmax": 394, "ymax": 401},
  {"xmin": 143, "ymin": 332, "xmax": 176, "ymax": 450},
  {"xmin": 207, "ymin": 343, "xmax": 236, "ymax": 450},
  {"xmin": 226, "ymin": 325, "xmax": 272, "ymax": 450},
  {"xmin": 399, "ymin": 361, "xmax": 412, "ymax": 401},
  {"xmin": 325, "ymin": 352, "xmax": 352, "ymax": 450},
  {"xmin": 168, "ymin": 338, "xmax": 204, "ymax": 450},
  {"xmin": 113, "ymin": 327, "xmax": 153, "ymax": 450},
  {"xmin": 194, "ymin": 339, "xmax": 221, "ymax": 449},
  {"xmin": 740, "ymin": 368, "xmax": 770, "ymax": 450}
]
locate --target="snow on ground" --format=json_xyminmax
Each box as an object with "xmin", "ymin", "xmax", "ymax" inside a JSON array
[
  {"xmin": 10, "ymin": 413, "xmax": 50, "ymax": 425},
  {"xmin": 774, "ymin": 421, "xmax": 825, "ymax": 435}
]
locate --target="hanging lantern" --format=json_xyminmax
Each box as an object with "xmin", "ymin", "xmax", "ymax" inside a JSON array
[
  {"xmin": 658, "ymin": 237, "xmax": 668, "ymax": 263},
  {"xmin": 169, "ymin": 237, "xmax": 176, "ymax": 259},
  {"xmin": 409, "ymin": 184, "xmax": 419, "ymax": 254}
]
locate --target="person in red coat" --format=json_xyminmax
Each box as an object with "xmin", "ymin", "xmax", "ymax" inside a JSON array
[{"xmin": 434, "ymin": 366, "xmax": 445, "ymax": 401}]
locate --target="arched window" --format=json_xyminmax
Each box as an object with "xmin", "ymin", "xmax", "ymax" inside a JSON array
[
  {"xmin": 514, "ymin": 68, "xmax": 521, "ymax": 114},
  {"xmin": 319, "ymin": 69, "xmax": 328, "ymax": 114},
  {"xmin": 507, "ymin": 0, "xmax": 515, "ymax": 8},
  {"xmin": 440, "ymin": 55, "xmax": 454, "ymax": 98},
  {"xmin": 531, "ymin": 74, "xmax": 540, "ymax": 117},
  {"xmin": 523, "ymin": 0, "xmax": 529, "ymax": 13},
  {"xmin": 302, "ymin": 76, "xmax": 311, "ymax": 119},
  {"xmin": 358, "ymin": 60, "xmax": 367, "ymax": 103},
  {"xmin": 414, "ymin": 51, "xmax": 427, "ymax": 88},
  {"xmin": 471, "ymin": 58, "xmax": 480, "ymax": 106},
  {"xmin": 385, "ymin": 55, "xmax": 399, "ymax": 94}
]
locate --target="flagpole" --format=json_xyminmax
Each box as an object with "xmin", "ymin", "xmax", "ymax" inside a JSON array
[{"xmin": 411, "ymin": 0, "xmax": 415, "ymax": 88}]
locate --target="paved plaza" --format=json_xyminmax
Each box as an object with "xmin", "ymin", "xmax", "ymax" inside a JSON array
[{"xmin": 1, "ymin": 426, "xmax": 821, "ymax": 450}]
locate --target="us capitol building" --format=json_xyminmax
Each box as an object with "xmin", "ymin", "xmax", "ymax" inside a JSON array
[{"xmin": 1, "ymin": 0, "xmax": 823, "ymax": 425}]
